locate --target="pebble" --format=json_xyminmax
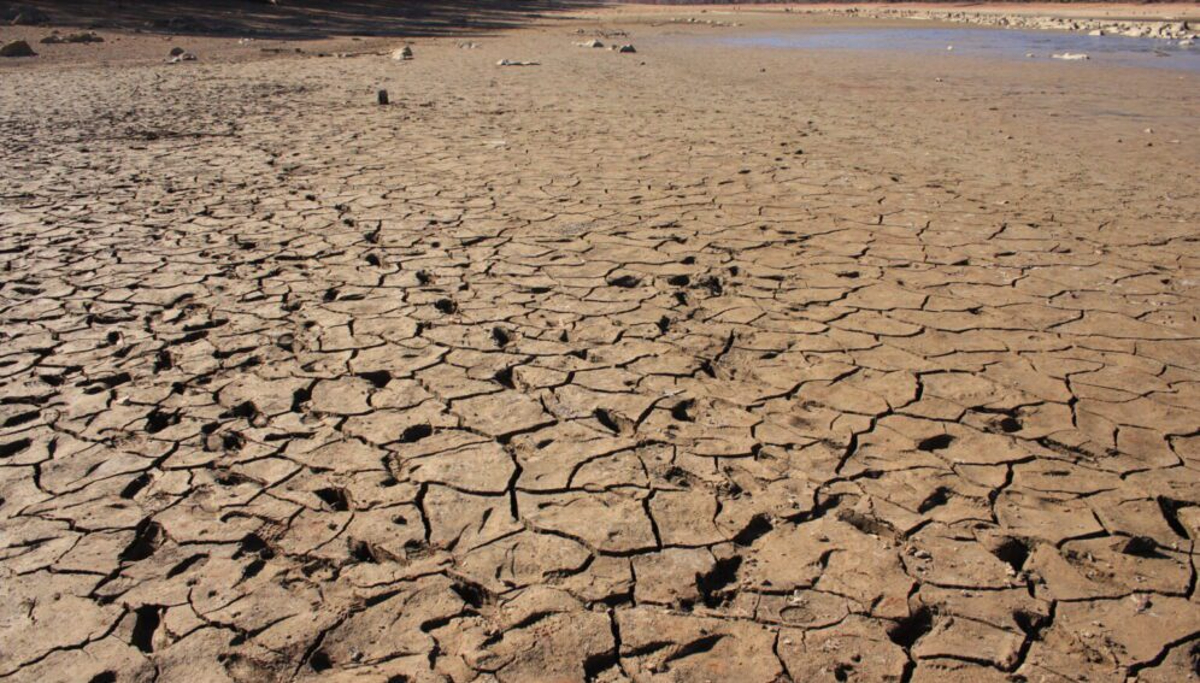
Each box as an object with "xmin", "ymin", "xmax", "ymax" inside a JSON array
[
  {"xmin": 378, "ymin": 89, "xmax": 389, "ymax": 105},
  {"xmin": 391, "ymin": 46, "xmax": 413, "ymax": 61},
  {"xmin": 68, "ymin": 32, "xmax": 104, "ymax": 43},
  {"xmin": 1131, "ymin": 594, "xmax": 1153, "ymax": 613},
  {"xmin": 1052, "ymin": 53, "xmax": 1089, "ymax": 61},
  {"xmin": 618, "ymin": 44, "xmax": 637, "ymax": 54}
]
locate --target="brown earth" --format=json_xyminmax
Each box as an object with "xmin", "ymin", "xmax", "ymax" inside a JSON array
[{"xmin": 1, "ymin": 4, "xmax": 1199, "ymax": 683}]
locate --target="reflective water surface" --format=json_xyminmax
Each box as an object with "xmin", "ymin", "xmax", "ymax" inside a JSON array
[{"xmin": 700, "ymin": 27, "xmax": 1200, "ymax": 72}]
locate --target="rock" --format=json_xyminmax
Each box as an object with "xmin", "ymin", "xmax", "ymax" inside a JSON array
[
  {"xmin": 1052, "ymin": 52, "xmax": 1089, "ymax": 61},
  {"xmin": 497, "ymin": 59, "xmax": 539, "ymax": 66},
  {"xmin": 65, "ymin": 32, "xmax": 104, "ymax": 44},
  {"xmin": 391, "ymin": 45, "xmax": 412, "ymax": 61},
  {"xmin": 43, "ymin": 32, "xmax": 104, "ymax": 45},
  {"xmin": 168, "ymin": 52, "xmax": 197, "ymax": 63},
  {"xmin": 168, "ymin": 46, "xmax": 185, "ymax": 57},
  {"xmin": 377, "ymin": 89, "xmax": 389, "ymax": 105},
  {"xmin": 575, "ymin": 39, "xmax": 603, "ymax": 48},
  {"xmin": 4, "ymin": 4, "xmax": 49, "ymax": 25},
  {"xmin": 0, "ymin": 40, "xmax": 36, "ymax": 57},
  {"xmin": 617, "ymin": 44, "xmax": 637, "ymax": 53}
]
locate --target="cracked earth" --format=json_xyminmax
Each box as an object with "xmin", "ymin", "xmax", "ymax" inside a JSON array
[{"xmin": 2, "ymin": 7, "xmax": 1200, "ymax": 683}]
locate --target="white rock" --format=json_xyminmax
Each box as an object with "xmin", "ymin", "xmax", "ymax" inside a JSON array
[{"xmin": 1052, "ymin": 52, "xmax": 1089, "ymax": 61}]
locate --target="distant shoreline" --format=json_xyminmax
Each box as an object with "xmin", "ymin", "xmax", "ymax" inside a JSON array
[{"xmin": 607, "ymin": 2, "xmax": 1200, "ymax": 21}]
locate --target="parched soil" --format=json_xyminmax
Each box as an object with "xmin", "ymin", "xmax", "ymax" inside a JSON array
[{"xmin": 1, "ymin": 5, "xmax": 1199, "ymax": 683}]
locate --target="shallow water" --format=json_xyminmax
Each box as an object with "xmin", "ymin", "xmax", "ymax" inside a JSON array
[{"xmin": 704, "ymin": 27, "xmax": 1200, "ymax": 72}]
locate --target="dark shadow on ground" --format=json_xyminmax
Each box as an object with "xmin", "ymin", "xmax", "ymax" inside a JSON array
[{"xmin": 6, "ymin": 0, "xmax": 607, "ymax": 39}]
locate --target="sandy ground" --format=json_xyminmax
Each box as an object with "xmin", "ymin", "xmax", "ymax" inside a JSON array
[{"xmin": 1, "ymin": 4, "xmax": 1199, "ymax": 683}]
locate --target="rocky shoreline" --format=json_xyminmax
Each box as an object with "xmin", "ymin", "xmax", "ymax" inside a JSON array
[{"xmin": 816, "ymin": 7, "xmax": 1197, "ymax": 46}]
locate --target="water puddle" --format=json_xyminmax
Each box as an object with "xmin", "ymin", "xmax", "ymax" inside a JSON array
[{"xmin": 699, "ymin": 27, "xmax": 1200, "ymax": 72}]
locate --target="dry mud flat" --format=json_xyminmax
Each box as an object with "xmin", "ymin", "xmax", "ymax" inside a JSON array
[{"xmin": 1, "ymin": 7, "xmax": 1200, "ymax": 683}]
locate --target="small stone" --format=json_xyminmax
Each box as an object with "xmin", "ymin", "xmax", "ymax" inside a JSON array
[
  {"xmin": 377, "ymin": 89, "xmax": 389, "ymax": 105},
  {"xmin": 168, "ymin": 52, "xmax": 197, "ymax": 63},
  {"xmin": 169, "ymin": 46, "xmax": 185, "ymax": 57},
  {"xmin": 65, "ymin": 32, "xmax": 104, "ymax": 44},
  {"xmin": 391, "ymin": 45, "xmax": 413, "ymax": 60},
  {"xmin": 618, "ymin": 44, "xmax": 637, "ymax": 54},
  {"xmin": 1131, "ymin": 594, "xmax": 1153, "ymax": 613},
  {"xmin": 1052, "ymin": 52, "xmax": 1089, "ymax": 60},
  {"xmin": 0, "ymin": 40, "xmax": 36, "ymax": 57}
]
